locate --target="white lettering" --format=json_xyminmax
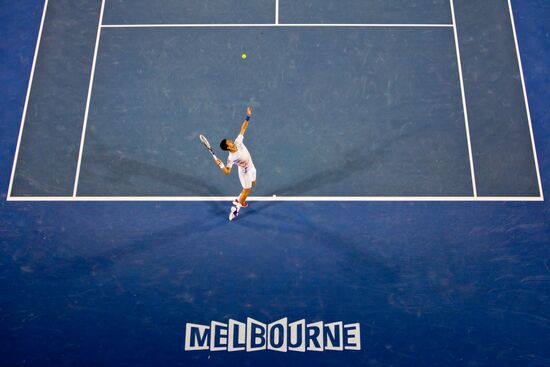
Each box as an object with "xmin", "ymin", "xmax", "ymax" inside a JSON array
[
  {"xmin": 246, "ymin": 318, "xmax": 267, "ymax": 352},
  {"xmin": 324, "ymin": 322, "xmax": 344, "ymax": 351},
  {"xmin": 228, "ymin": 319, "xmax": 246, "ymax": 352},
  {"xmin": 343, "ymin": 323, "xmax": 361, "ymax": 350},
  {"xmin": 267, "ymin": 317, "xmax": 287, "ymax": 352},
  {"xmin": 184, "ymin": 319, "xmax": 361, "ymax": 352},
  {"xmin": 288, "ymin": 319, "xmax": 306, "ymax": 352},
  {"xmin": 184, "ymin": 323, "xmax": 210, "ymax": 351}
]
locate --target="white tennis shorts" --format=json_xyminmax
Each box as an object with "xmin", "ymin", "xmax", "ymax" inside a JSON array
[{"xmin": 238, "ymin": 166, "xmax": 257, "ymax": 189}]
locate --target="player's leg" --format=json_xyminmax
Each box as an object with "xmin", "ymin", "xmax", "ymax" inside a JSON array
[
  {"xmin": 230, "ymin": 168, "xmax": 252, "ymax": 220},
  {"xmin": 237, "ymin": 167, "xmax": 255, "ymax": 206},
  {"xmin": 238, "ymin": 188, "xmax": 251, "ymax": 206}
]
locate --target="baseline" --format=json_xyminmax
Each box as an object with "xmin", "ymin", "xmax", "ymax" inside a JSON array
[{"xmin": 6, "ymin": 196, "xmax": 544, "ymax": 202}]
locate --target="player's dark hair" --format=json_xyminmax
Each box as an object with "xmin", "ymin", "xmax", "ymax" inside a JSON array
[{"xmin": 220, "ymin": 139, "xmax": 229, "ymax": 151}]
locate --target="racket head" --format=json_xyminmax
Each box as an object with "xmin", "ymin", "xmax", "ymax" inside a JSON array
[{"xmin": 199, "ymin": 134, "xmax": 212, "ymax": 149}]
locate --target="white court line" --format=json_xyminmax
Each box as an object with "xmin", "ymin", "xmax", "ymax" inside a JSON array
[
  {"xmin": 508, "ymin": 0, "xmax": 544, "ymax": 199},
  {"xmin": 449, "ymin": 0, "xmax": 478, "ymax": 197},
  {"xmin": 7, "ymin": 0, "xmax": 49, "ymax": 198},
  {"xmin": 73, "ymin": 0, "xmax": 106, "ymax": 197},
  {"xmin": 101, "ymin": 23, "xmax": 454, "ymax": 28},
  {"xmin": 275, "ymin": 0, "xmax": 279, "ymax": 25},
  {"xmin": 5, "ymin": 196, "xmax": 544, "ymax": 202}
]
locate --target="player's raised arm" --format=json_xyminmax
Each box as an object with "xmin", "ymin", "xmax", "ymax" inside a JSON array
[{"xmin": 239, "ymin": 106, "xmax": 253, "ymax": 136}]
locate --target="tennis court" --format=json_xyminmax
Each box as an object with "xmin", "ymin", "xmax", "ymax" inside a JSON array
[
  {"xmin": 1, "ymin": 1, "xmax": 548, "ymax": 366},
  {"xmin": 7, "ymin": 0, "xmax": 542, "ymax": 200}
]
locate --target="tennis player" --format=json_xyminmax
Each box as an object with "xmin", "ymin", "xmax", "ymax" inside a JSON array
[{"xmin": 216, "ymin": 106, "xmax": 256, "ymax": 220}]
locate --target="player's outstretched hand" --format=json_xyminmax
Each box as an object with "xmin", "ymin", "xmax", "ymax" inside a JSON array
[{"xmin": 246, "ymin": 106, "xmax": 252, "ymax": 117}]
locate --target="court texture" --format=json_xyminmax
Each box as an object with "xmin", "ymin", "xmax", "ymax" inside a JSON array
[{"xmin": 1, "ymin": 0, "xmax": 548, "ymax": 366}]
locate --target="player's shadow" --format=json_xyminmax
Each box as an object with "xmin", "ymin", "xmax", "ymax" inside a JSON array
[
  {"xmin": 244, "ymin": 122, "xmax": 437, "ymax": 217},
  {"xmin": 274, "ymin": 149, "xmax": 369, "ymax": 196},
  {"xmin": 82, "ymin": 140, "xmax": 230, "ymax": 214},
  {"xmin": 83, "ymin": 153, "xmax": 224, "ymax": 197},
  {"xmin": 273, "ymin": 122, "xmax": 434, "ymax": 197},
  {"xmin": 234, "ymin": 202, "xmax": 398, "ymax": 317},
  {"xmin": 243, "ymin": 150, "xmax": 378, "ymax": 217}
]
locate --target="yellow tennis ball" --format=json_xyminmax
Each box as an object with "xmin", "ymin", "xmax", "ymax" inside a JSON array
[{"xmin": 241, "ymin": 53, "xmax": 247, "ymax": 59}]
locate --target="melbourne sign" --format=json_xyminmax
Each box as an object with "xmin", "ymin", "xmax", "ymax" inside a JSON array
[{"xmin": 184, "ymin": 318, "xmax": 361, "ymax": 352}]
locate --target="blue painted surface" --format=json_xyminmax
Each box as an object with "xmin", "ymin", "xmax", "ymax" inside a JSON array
[
  {"xmin": 78, "ymin": 26, "xmax": 470, "ymax": 196},
  {"xmin": 1, "ymin": 1, "xmax": 549, "ymax": 367},
  {"xmin": 103, "ymin": 0, "xmax": 276, "ymax": 25},
  {"xmin": 280, "ymin": 0, "xmax": 452, "ymax": 24},
  {"xmin": 8, "ymin": 0, "xmax": 540, "ymax": 198},
  {"xmin": 454, "ymin": 0, "xmax": 540, "ymax": 196},
  {"xmin": 10, "ymin": 0, "xmax": 102, "ymax": 196}
]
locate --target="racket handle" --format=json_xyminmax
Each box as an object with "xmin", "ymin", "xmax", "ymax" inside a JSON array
[{"xmin": 213, "ymin": 155, "xmax": 225, "ymax": 169}]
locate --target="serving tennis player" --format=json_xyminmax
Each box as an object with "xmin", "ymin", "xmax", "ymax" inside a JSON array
[{"xmin": 216, "ymin": 106, "xmax": 256, "ymax": 220}]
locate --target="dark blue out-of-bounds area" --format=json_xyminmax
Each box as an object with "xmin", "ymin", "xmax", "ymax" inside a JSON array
[{"xmin": 1, "ymin": 1, "xmax": 549, "ymax": 367}]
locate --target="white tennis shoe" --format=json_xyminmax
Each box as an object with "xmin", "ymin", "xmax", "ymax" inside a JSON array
[{"xmin": 229, "ymin": 204, "xmax": 239, "ymax": 221}]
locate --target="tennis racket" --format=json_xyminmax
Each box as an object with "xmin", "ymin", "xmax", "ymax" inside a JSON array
[
  {"xmin": 199, "ymin": 134, "xmax": 222, "ymax": 166},
  {"xmin": 199, "ymin": 134, "xmax": 215, "ymax": 155}
]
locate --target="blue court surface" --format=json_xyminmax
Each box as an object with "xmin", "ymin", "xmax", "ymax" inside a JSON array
[{"xmin": 1, "ymin": 0, "xmax": 549, "ymax": 366}]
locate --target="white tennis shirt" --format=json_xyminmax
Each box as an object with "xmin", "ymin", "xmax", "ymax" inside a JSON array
[{"xmin": 227, "ymin": 134, "xmax": 254, "ymax": 170}]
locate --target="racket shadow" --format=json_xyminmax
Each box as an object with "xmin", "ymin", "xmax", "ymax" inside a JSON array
[{"xmin": 80, "ymin": 152, "xmax": 225, "ymax": 197}]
